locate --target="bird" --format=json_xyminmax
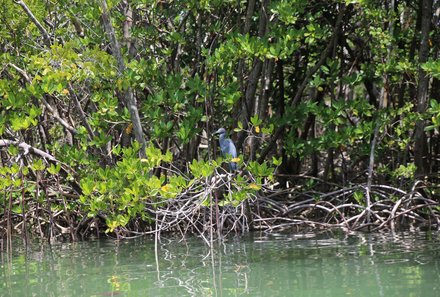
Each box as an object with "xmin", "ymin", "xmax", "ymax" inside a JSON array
[{"xmin": 214, "ymin": 127, "xmax": 237, "ymax": 171}]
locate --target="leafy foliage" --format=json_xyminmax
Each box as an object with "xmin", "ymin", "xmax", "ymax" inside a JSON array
[{"xmin": 1, "ymin": 0, "xmax": 439, "ymax": 238}]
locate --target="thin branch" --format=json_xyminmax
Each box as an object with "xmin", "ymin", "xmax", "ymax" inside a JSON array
[
  {"xmin": 7, "ymin": 63, "xmax": 77, "ymax": 135},
  {"xmin": 258, "ymin": 5, "xmax": 346, "ymax": 162},
  {"xmin": 14, "ymin": 0, "xmax": 52, "ymax": 46},
  {"xmin": 41, "ymin": 96, "xmax": 78, "ymax": 135},
  {"xmin": 68, "ymin": 83, "xmax": 95, "ymax": 140}
]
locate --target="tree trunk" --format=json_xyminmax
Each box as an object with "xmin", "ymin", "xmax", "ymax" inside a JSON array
[
  {"xmin": 236, "ymin": 0, "xmax": 269, "ymax": 155},
  {"xmin": 100, "ymin": 0, "xmax": 147, "ymax": 158},
  {"xmin": 414, "ymin": 0, "xmax": 433, "ymax": 177},
  {"xmin": 258, "ymin": 5, "xmax": 346, "ymax": 163}
]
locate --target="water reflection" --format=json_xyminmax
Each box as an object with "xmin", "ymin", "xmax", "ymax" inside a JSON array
[{"xmin": 1, "ymin": 231, "xmax": 440, "ymax": 296}]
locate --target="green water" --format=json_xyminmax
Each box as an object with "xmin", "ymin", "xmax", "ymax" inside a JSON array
[{"xmin": 1, "ymin": 231, "xmax": 440, "ymax": 296}]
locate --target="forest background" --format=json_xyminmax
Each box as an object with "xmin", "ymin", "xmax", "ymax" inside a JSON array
[{"xmin": 1, "ymin": 0, "xmax": 440, "ymax": 242}]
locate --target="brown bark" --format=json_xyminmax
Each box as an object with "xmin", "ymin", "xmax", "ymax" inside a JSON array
[{"xmin": 414, "ymin": 0, "xmax": 433, "ymax": 177}]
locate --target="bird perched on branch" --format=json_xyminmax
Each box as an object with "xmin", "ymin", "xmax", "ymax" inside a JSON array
[{"xmin": 214, "ymin": 127, "xmax": 237, "ymax": 171}]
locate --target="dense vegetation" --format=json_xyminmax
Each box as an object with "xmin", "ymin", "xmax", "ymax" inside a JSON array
[{"xmin": 1, "ymin": 0, "xmax": 440, "ymax": 244}]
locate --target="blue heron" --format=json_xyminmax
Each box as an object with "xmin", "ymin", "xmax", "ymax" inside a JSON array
[{"xmin": 214, "ymin": 127, "xmax": 237, "ymax": 171}]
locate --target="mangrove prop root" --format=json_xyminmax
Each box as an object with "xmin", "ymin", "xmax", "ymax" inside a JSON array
[{"xmin": 2, "ymin": 176, "xmax": 439, "ymax": 244}]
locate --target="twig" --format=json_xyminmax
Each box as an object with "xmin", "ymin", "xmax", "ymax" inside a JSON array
[{"xmin": 14, "ymin": 0, "xmax": 52, "ymax": 46}]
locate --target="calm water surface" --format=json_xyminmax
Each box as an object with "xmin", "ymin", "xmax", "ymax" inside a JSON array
[{"xmin": 1, "ymin": 231, "xmax": 440, "ymax": 296}]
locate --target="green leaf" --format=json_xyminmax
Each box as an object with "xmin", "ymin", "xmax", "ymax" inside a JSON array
[
  {"xmin": 250, "ymin": 115, "xmax": 262, "ymax": 126},
  {"xmin": 189, "ymin": 159, "xmax": 215, "ymax": 178},
  {"xmin": 31, "ymin": 159, "xmax": 46, "ymax": 171},
  {"xmin": 47, "ymin": 163, "xmax": 61, "ymax": 175},
  {"xmin": 353, "ymin": 191, "xmax": 365, "ymax": 205},
  {"xmin": 272, "ymin": 157, "xmax": 282, "ymax": 166}
]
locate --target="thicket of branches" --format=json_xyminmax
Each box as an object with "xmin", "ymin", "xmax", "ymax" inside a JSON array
[{"xmin": 1, "ymin": 0, "xmax": 440, "ymax": 244}]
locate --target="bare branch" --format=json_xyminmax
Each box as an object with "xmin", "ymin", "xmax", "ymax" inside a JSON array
[
  {"xmin": 68, "ymin": 83, "xmax": 95, "ymax": 140},
  {"xmin": 0, "ymin": 139, "xmax": 57, "ymax": 162},
  {"xmin": 14, "ymin": 0, "xmax": 52, "ymax": 46},
  {"xmin": 41, "ymin": 96, "xmax": 78, "ymax": 135}
]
